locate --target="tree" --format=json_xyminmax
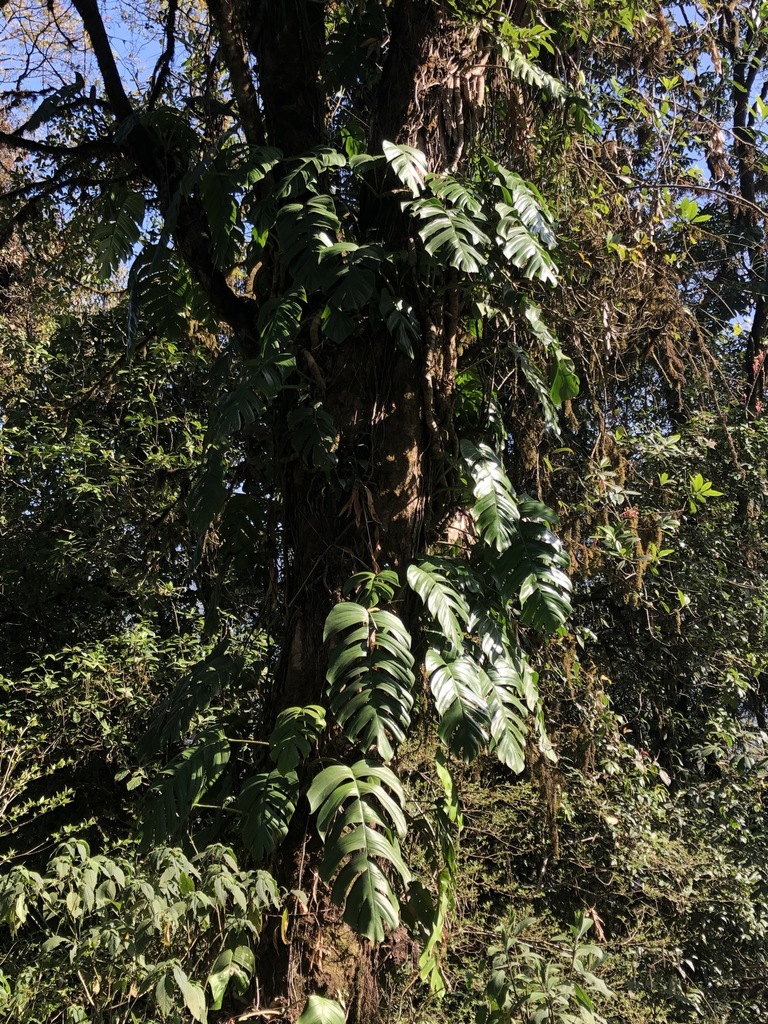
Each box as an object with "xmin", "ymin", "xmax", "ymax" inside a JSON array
[{"xmin": 1, "ymin": 2, "xmax": 767, "ymax": 1023}]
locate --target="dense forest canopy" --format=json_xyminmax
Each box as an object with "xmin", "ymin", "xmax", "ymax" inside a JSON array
[{"xmin": 1, "ymin": 1, "xmax": 767, "ymax": 1022}]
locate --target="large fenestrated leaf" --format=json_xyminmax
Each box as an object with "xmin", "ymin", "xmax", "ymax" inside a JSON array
[
  {"xmin": 496, "ymin": 519, "xmax": 573, "ymax": 632},
  {"xmin": 239, "ymin": 770, "xmax": 298, "ymax": 861},
  {"xmin": 20, "ymin": 73, "xmax": 84, "ymax": 133},
  {"xmin": 127, "ymin": 245, "xmax": 214, "ymax": 350},
  {"xmin": 383, "ymin": 140, "xmax": 427, "ymax": 197},
  {"xmin": 481, "ymin": 653, "xmax": 535, "ymax": 773},
  {"xmin": 461, "ymin": 439, "xmax": 520, "ymax": 552},
  {"xmin": 407, "ymin": 560, "xmax": 469, "ymax": 655},
  {"xmin": 258, "ymin": 290, "xmax": 305, "ymax": 352},
  {"xmin": 275, "ymin": 147, "xmax": 347, "ymax": 199},
  {"xmin": 139, "ymin": 645, "xmax": 242, "ymax": 753},
  {"xmin": 93, "ymin": 188, "xmax": 146, "ymax": 281},
  {"xmin": 494, "ymin": 210, "xmax": 557, "ymax": 285},
  {"xmin": 197, "ymin": 143, "xmax": 281, "ymax": 269},
  {"xmin": 141, "ymin": 729, "xmax": 230, "ymax": 848},
  {"xmin": 411, "ymin": 197, "xmax": 490, "ymax": 273},
  {"xmin": 379, "ymin": 290, "xmax": 420, "ymax": 358},
  {"xmin": 428, "ymin": 174, "xmax": 484, "ymax": 215},
  {"xmin": 426, "ymin": 650, "xmax": 490, "ymax": 763},
  {"xmin": 307, "ymin": 760, "xmax": 410, "ymax": 942},
  {"xmin": 187, "ymin": 444, "xmax": 227, "ymax": 534},
  {"xmin": 489, "ymin": 161, "xmax": 557, "ymax": 248},
  {"xmin": 500, "ymin": 46, "xmax": 571, "ymax": 104},
  {"xmin": 276, "ymin": 195, "xmax": 342, "ymax": 293},
  {"xmin": 269, "ymin": 705, "xmax": 327, "ymax": 774},
  {"xmin": 324, "ymin": 602, "xmax": 414, "ymax": 762}
]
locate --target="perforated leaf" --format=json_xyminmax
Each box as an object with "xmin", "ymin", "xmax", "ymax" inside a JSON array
[
  {"xmin": 93, "ymin": 189, "xmax": 145, "ymax": 280},
  {"xmin": 461, "ymin": 440, "xmax": 520, "ymax": 552},
  {"xmin": 482, "ymin": 653, "xmax": 535, "ymax": 773},
  {"xmin": 411, "ymin": 197, "xmax": 490, "ymax": 273},
  {"xmin": 383, "ymin": 140, "xmax": 427, "ymax": 197},
  {"xmin": 141, "ymin": 729, "xmax": 230, "ymax": 848},
  {"xmin": 269, "ymin": 705, "xmax": 327, "ymax": 774},
  {"xmin": 426, "ymin": 650, "xmax": 490, "ymax": 763},
  {"xmin": 496, "ymin": 520, "xmax": 573, "ymax": 632},
  {"xmin": 379, "ymin": 291, "xmax": 420, "ymax": 358},
  {"xmin": 325, "ymin": 601, "xmax": 414, "ymax": 761},
  {"xmin": 239, "ymin": 770, "xmax": 298, "ymax": 861},
  {"xmin": 307, "ymin": 759, "xmax": 409, "ymax": 942},
  {"xmin": 494, "ymin": 210, "xmax": 557, "ymax": 285},
  {"xmin": 501, "ymin": 48, "xmax": 571, "ymax": 104},
  {"xmin": 276, "ymin": 195, "xmax": 342, "ymax": 292},
  {"xmin": 140, "ymin": 645, "xmax": 242, "ymax": 753},
  {"xmin": 407, "ymin": 560, "xmax": 469, "ymax": 655}
]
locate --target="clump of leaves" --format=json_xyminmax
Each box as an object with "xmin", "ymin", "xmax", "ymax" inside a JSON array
[{"xmin": 478, "ymin": 913, "xmax": 611, "ymax": 1024}]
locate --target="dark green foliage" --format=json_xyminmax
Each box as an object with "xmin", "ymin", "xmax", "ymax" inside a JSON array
[{"xmin": 1, "ymin": 1, "xmax": 768, "ymax": 1022}]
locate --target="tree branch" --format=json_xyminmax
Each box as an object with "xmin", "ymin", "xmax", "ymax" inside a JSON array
[
  {"xmin": 206, "ymin": 0, "xmax": 265, "ymax": 147},
  {"xmin": 147, "ymin": 0, "xmax": 179, "ymax": 110},
  {"xmin": 0, "ymin": 130, "xmax": 110, "ymax": 157},
  {"xmin": 69, "ymin": 0, "xmax": 134, "ymax": 122}
]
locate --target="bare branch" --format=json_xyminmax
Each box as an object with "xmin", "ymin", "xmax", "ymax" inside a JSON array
[
  {"xmin": 69, "ymin": 0, "xmax": 133, "ymax": 122},
  {"xmin": 147, "ymin": 0, "xmax": 179, "ymax": 111},
  {"xmin": 206, "ymin": 0, "xmax": 265, "ymax": 147},
  {"xmin": 0, "ymin": 129, "xmax": 111, "ymax": 156}
]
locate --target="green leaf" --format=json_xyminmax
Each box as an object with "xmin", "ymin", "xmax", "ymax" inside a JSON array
[
  {"xmin": 207, "ymin": 944, "xmax": 255, "ymax": 1010},
  {"xmin": 276, "ymin": 195, "xmax": 342, "ymax": 293},
  {"xmin": 172, "ymin": 965, "xmax": 207, "ymax": 1023},
  {"xmin": 482, "ymin": 653, "xmax": 535, "ymax": 773},
  {"xmin": 141, "ymin": 729, "xmax": 230, "ymax": 848},
  {"xmin": 383, "ymin": 140, "xmax": 427, "ymax": 197},
  {"xmin": 496, "ymin": 520, "xmax": 572, "ymax": 632},
  {"xmin": 307, "ymin": 759, "xmax": 410, "ymax": 942},
  {"xmin": 461, "ymin": 440, "xmax": 520, "ymax": 551},
  {"xmin": 407, "ymin": 560, "xmax": 469, "ymax": 654},
  {"xmin": 494, "ymin": 208, "xmax": 557, "ymax": 285},
  {"xmin": 288, "ymin": 403, "xmax": 339, "ymax": 472},
  {"xmin": 154, "ymin": 973, "xmax": 175, "ymax": 1018},
  {"xmin": 140, "ymin": 644, "xmax": 242, "ymax": 751},
  {"xmin": 550, "ymin": 355, "xmax": 580, "ymax": 405},
  {"xmin": 411, "ymin": 197, "xmax": 489, "ymax": 273},
  {"xmin": 269, "ymin": 706, "xmax": 327, "ymax": 774},
  {"xmin": 379, "ymin": 291, "xmax": 420, "ymax": 358},
  {"xmin": 239, "ymin": 770, "xmax": 298, "ymax": 861},
  {"xmin": 187, "ymin": 445, "xmax": 227, "ymax": 534},
  {"xmin": 297, "ymin": 994, "xmax": 347, "ymax": 1024},
  {"xmin": 325, "ymin": 601, "xmax": 414, "ymax": 761},
  {"xmin": 500, "ymin": 47, "xmax": 571, "ymax": 103},
  {"xmin": 426, "ymin": 650, "xmax": 490, "ymax": 762},
  {"xmin": 93, "ymin": 189, "xmax": 145, "ymax": 280},
  {"xmin": 21, "ymin": 74, "xmax": 84, "ymax": 132}
]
